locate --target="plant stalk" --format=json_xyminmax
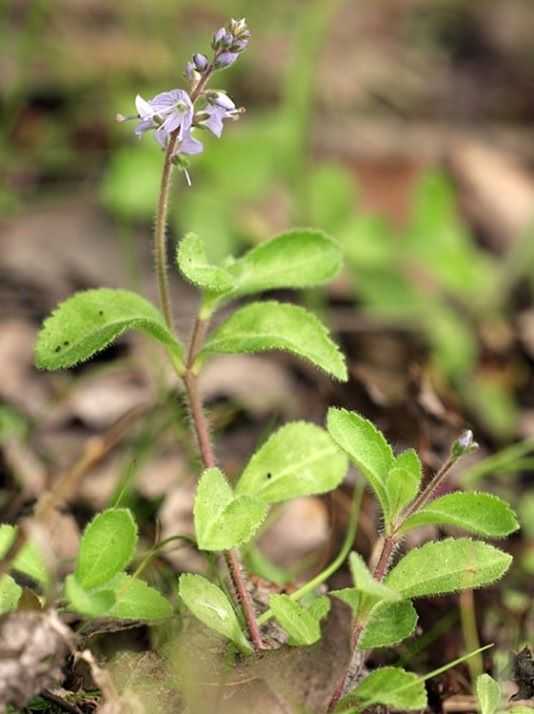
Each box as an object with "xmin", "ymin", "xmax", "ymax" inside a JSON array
[{"xmin": 152, "ymin": 62, "xmax": 265, "ymax": 654}]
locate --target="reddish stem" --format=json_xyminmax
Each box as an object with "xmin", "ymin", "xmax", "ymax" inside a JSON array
[{"xmin": 185, "ymin": 316, "xmax": 264, "ymax": 653}]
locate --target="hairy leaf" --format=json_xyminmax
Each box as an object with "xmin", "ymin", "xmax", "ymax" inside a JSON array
[
  {"xmin": 337, "ymin": 667, "xmax": 427, "ymax": 712},
  {"xmin": 75, "ymin": 509, "xmax": 138, "ymax": 590},
  {"xmin": 349, "ymin": 552, "xmax": 400, "ymax": 602},
  {"xmin": 476, "ymin": 674, "xmax": 501, "ymax": 714},
  {"xmin": 386, "ymin": 449, "xmax": 422, "ymax": 517},
  {"xmin": 35, "ymin": 289, "xmax": 183, "ymax": 370},
  {"xmin": 0, "ymin": 575, "xmax": 22, "ymax": 615},
  {"xmin": 269, "ymin": 594, "xmax": 322, "ymax": 646},
  {"xmin": 330, "ymin": 588, "xmax": 361, "ymax": 612},
  {"xmin": 327, "ymin": 408, "xmax": 394, "ymax": 514},
  {"xmin": 386, "ymin": 538, "xmax": 513, "ymax": 598},
  {"xmin": 0, "ymin": 524, "xmax": 48, "ymax": 584},
  {"xmin": 237, "ymin": 422, "xmax": 348, "ymax": 503},
  {"xmin": 228, "ymin": 229, "xmax": 342, "ymax": 297},
  {"xmin": 106, "ymin": 574, "xmax": 172, "ymax": 621},
  {"xmin": 360, "ymin": 600, "xmax": 418, "ymax": 649},
  {"xmin": 178, "ymin": 574, "xmax": 252, "ymax": 654},
  {"xmin": 177, "ymin": 233, "xmax": 235, "ymax": 293},
  {"xmin": 65, "ymin": 574, "xmax": 115, "ymax": 617},
  {"xmin": 400, "ymin": 492, "xmax": 519, "ymax": 538},
  {"xmin": 201, "ymin": 301, "xmax": 347, "ymax": 381},
  {"xmin": 194, "ymin": 467, "xmax": 268, "ymax": 550}
]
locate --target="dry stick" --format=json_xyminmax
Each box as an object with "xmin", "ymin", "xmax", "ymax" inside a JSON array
[
  {"xmin": 184, "ymin": 316, "xmax": 265, "ymax": 652},
  {"xmin": 327, "ymin": 448, "xmax": 463, "ymax": 711}
]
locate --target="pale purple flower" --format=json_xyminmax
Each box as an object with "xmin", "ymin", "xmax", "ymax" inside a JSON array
[
  {"xmin": 198, "ymin": 92, "xmax": 240, "ymax": 138},
  {"xmin": 214, "ymin": 52, "xmax": 239, "ymax": 69},
  {"xmin": 134, "ymin": 89, "xmax": 194, "ymax": 148},
  {"xmin": 192, "ymin": 53, "xmax": 209, "ymax": 72}
]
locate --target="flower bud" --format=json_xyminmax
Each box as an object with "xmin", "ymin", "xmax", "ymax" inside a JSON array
[
  {"xmin": 184, "ymin": 61, "xmax": 197, "ymax": 81},
  {"xmin": 192, "ymin": 53, "xmax": 209, "ymax": 72},
  {"xmin": 229, "ymin": 17, "xmax": 248, "ymax": 37},
  {"xmin": 230, "ymin": 38, "xmax": 248, "ymax": 52},
  {"xmin": 214, "ymin": 51, "xmax": 239, "ymax": 70},
  {"xmin": 212, "ymin": 27, "xmax": 226, "ymax": 49},
  {"xmin": 451, "ymin": 429, "xmax": 479, "ymax": 459}
]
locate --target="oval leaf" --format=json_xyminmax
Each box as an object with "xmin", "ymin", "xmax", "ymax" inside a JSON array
[
  {"xmin": 177, "ymin": 233, "xmax": 235, "ymax": 293},
  {"xmin": 236, "ymin": 422, "xmax": 348, "ymax": 503},
  {"xmin": 327, "ymin": 408, "xmax": 393, "ymax": 514},
  {"xmin": 386, "ymin": 449, "xmax": 422, "ymax": 517},
  {"xmin": 338, "ymin": 667, "xmax": 427, "ymax": 712},
  {"xmin": 35, "ymin": 288, "xmax": 184, "ymax": 370},
  {"xmin": 0, "ymin": 575, "xmax": 22, "ymax": 615},
  {"xmin": 269, "ymin": 594, "xmax": 321, "ymax": 646},
  {"xmin": 75, "ymin": 508, "xmax": 138, "ymax": 590},
  {"xmin": 349, "ymin": 552, "xmax": 400, "ymax": 602},
  {"xmin": 228, "ymin": 229, "xmax": 342, "ymax": 297},
  {"xmin": 360, "ymin": 600, "xmax": 418, "ymax": 649},
  {"xmin": 0, "ymin": 524, "xmax": 48, "ymax": 584},
  {"xmin": 400, "ymin": 492, "xmax": 519, "ymax": 538},
  {"xmin": 179, "ymin": 573, "xmax": 252, "ymax": 654},
  {"xmin": 476, "ymin": 674, "xmax": 502, "ymax": 714},
  {"xmin": 194, "ymin": 467, "xmax": 268, "ymax": 551},
  {"xmin": 386, "ymin": 538, "xmax": 513, "ymax": 598},
  {"xmin": 201, "ymin": 301, "xmax": 347, "ymax": 381},
  {"xmin": 65, "ymin": 574, "xmax": 116, "ymax": 617},
  {"xmin": 106, "ymin": 574, "xmax": 172, "ymax": 621}
]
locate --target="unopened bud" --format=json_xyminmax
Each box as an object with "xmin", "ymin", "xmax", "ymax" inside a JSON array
[
  {"xmin": 212, "ymin": 27, "xmax": 232, "ymax": 50},
  {"xmin": 451, "ymin": 429, "xmax": 479, "ymax": 459},
  {"xmin": 192, "ymin": 53, "xmax": 209, "ymax": 72},
  {"xmin": 214, "ymin": 51, "xmax": 239, "ymax": 70},
  {"xmin": 230, "ymin": 17, "xmax": 248, "ymax": 37},
  {"xmin": 230, "ymin": 38, "xmax": 248, "ymax": 52}
]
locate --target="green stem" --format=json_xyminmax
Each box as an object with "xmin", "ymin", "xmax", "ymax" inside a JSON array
[{"xmin": 258, "ymin": 479, "xmax": 365, "ymax": 626}]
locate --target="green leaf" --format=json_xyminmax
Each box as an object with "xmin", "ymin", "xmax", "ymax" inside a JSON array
[
  {"xmin": 201, "ymin": 301, "xmax": 347, "ymax": 381},
  {"xmin": 177, "ymin": 233, "xmax": 236, "ymax": 293},
  {"xmin": 65, "ymin": 574, "xmax": 115, "ymax": 617},
  {"xmin": 330, "ymin": 588, "xmax": 361, "ymax": 612},
  {"xmin": 236, "ymin": 422, "xmax": 348, "ymax": 503},
  {"xmin": 106, "ymin": 574, "xmax": 172, "ymax": 621},
  {"xmin": 228, "ymin": 229, "xmax": 342, "ymax": 297},
  {"xmin": 306, "ymin": 595, "xmax": 331, "ymax": 623},
  {"xmin": 386, "ymin": 449, "xmax": 422, "ymax": 517},
  {"xmin": 476, "ymin": 674, "xmax": 501, "ymax": 714},
  {"xmin": 327, "ymin": 408, "xmax": 394, "ymax": 515},
  {"xmin": 178, "ymin": 573, "xmax": 252, "ymax": 654},
  {"xmin": 194, "ymin": 467, "xmax": 268, "ymax": 551},
  {"xmin": 75, "ymin": 508, "xmax": 138, "ymax": 590},
  {"xmin": 35, "ymin": 289, "xmax": 184, "ymax": 371},
  {"xmin": 0, "ymin": 524, "xmax": 48, "ymax": 584},
  {"xmin": 385, "ymin": 538, "xmax": 513, "ymax": 598},
  {"xmin": 269, "ymin": 594, "xmax": 322, "ymax": 646},
  {"xmin": 337, "ymin": 667, "xmax": 427, "ymax": 712},
  {"xmin": 400, "ymin": 492, "xmax": 519, "ymax": 538},
  {"xmin": 0, "ymin": 575, "xmax": 22, "ymax": 615},
  {"xmin": 360, "ymin": 600, "xmax": 418, "ymax": 649},
  {"xmin": 349, "ymin": 552, "xmax": 400, "ymax": 602}
]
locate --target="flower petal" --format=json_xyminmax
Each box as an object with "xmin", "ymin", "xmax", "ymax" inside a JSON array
[{"xmin": 135, "ymin": 95, "xmax": 154, "ymax": 119}]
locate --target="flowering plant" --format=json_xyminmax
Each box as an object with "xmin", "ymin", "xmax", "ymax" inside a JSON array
[{"xmin": 0, "ymin": 18, "xmax": 517, "ymax": 713}]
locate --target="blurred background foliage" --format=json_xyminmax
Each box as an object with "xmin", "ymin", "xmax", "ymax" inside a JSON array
[{"xmin": 1, "ymin": 1, "xmax": 534, "ymax": 703}]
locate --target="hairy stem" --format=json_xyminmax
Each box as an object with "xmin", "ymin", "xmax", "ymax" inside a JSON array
[
  {"xmin": 154, "ymin": 134, "xmax": 179, "ymax": 330},
  {"xmin": 184, "ymin": 315, "xmax": 264, "ymax": 652},
  {"xmin": 399, "ymin": 451, "xmax": 457, "ymax": 524},
  {"xmin": 152, "ymin": 63, "xmax": 263, "ymax": 652}
]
